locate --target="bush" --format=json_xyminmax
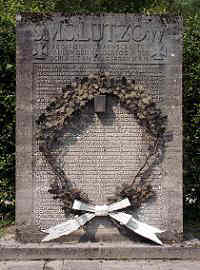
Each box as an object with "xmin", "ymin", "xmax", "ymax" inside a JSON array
[
  {"xmin": 0, "ymin": 0, "xmax": 199, "ymax": 224},
  {"xmin": 0, "ymin": 18, "xmax": 15, "ymax": 221},
  {"xmin": 183, "ymin": 14, "xmax": 200, "ymax": 223}
]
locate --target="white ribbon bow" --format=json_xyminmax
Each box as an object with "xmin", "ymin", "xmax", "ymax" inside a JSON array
[{"xmin": 42, "ymin": 198, "xmax": 164, "ymax": 245}]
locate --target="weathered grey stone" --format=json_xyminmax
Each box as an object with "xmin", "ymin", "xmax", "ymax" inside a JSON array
[
  {"xmin": 0, "ymin": 261, "xmax": 45, "ymax": 270},
  {"xmin": 63, "ymin": 260, "xmax": 101, "ymax": 270},
  {"xmin": 45, "ymin": 260, "xmax": 63, "ymax": 270},
  {"xmin": 16, "ymin": 13, "xmax": 183, "ymax": 244},
  {"xmin": 1, "ymin": 260, "xmax": 200, "ymax": 270},
  {"xmin": 101, "ymin": 260, "xmax": 200, "ymax": 270},
  {"xmin": 0, "ymin": 242, "xmax": 200, "ymax": 261}
]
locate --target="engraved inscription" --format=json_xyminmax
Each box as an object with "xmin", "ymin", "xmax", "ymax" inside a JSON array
[
  {"xmin": 32, "ymin": 19, "xmax": 167, "ymax": 63},
  {"xmin": 152, "ymin": 44, "xmax": 167, "ymax": 60},
  {"xmin": 33, "ymin": 96, "xmax": 163, "ymax": 228},
  {"xmin": 50, "ymin": 22, "xmax": 165, "ymax": 43},
  {"xmin": 32, "ymin": 63, "xmax": 165, "ymax": 229},
  {"xmin": 33, "ymin": 24, "xmax": 49, "ymax": 59}
]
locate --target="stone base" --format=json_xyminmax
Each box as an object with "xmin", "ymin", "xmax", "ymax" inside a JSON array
[
  {"xmin": 0, "ymin": 241, "xmax": 200, "ymax": 261},
  {"xmin": 16, "ymin": 224, "xmax": 182, "ymax": 244}
]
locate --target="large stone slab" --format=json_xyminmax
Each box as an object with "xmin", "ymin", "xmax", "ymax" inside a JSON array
[{"xmin": 16, "ymin": 13, "xmax": 183, "ymax": 243}]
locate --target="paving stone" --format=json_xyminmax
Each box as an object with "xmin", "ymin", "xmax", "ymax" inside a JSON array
[
  {"xmin": 101, "ymin": 260, "xmax": 144, "ymax": 270},
  {"xmin": 0, "ymin": 260, "xmax": 45, "ymax": 270},
  {"xmin": 63, "ymin": 260, "xmax": 101, "ymax": 270},
  {"xmin": 101, "ymin": 260, "xmax": 200, "ymax": 270},
  {"xmin": 45, "ymin": 260, "xmax": 63, "ymax": 270},
  {"xmin": 1, "ymin": 260, "xmax": 200, "ymax": 270},
  {"xmin": 163, "ymin": 261, "xmax": 200, "ymax": 270}
]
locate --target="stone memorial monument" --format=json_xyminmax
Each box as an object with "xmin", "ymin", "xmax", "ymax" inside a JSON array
[{"xmin": 16, "ymin": 13, "xmax": 182, "ymax": 244}]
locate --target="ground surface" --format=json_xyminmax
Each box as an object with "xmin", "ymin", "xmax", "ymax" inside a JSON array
[{"xmin": 0, "ymin": 260, "xmax": 200, "ymax": 270}]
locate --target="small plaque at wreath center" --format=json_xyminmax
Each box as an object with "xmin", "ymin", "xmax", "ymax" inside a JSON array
[{"xmin": 94, "ymin": 95, "xmax": 106, "ymax": 113}]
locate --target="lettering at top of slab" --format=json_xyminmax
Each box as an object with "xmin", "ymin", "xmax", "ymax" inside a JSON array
[{"xmin": 34, "ymin": 22, "xmax": 165, "ymax": 43}]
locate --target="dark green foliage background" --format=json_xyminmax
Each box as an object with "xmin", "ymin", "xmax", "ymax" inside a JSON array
[
  {"xmin": 0, "ymin": 17, "xmax": 15, "ymax": 221},
  {"xmin": 0, "ymin": 0, "xmax": 199, "ymax": 225},
  {"xmin": 183, "ymin": 14, "xmax": 200, "ymax": 223}
]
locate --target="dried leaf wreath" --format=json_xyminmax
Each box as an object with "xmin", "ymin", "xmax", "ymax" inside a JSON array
[{"xmin": 36, "ymin": 72, "xmax": 167, "ymax": 216}]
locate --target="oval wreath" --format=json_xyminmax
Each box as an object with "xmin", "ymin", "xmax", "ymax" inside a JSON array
[{"xmin": 36, "ymin": 73, "xmax": 167, "ymax": 217}]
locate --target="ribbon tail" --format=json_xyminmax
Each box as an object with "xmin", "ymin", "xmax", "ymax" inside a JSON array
[
  {"xmin": 41, "ymin": 213, "xmax": 95, "ymax": 242},
  {"xmin": 108, "ymin": 198, "xmax": 131, "ymax": 212},
  {"xmin": 130, "ymin": 216, "xmax": 164, "ymax": 234},
  {"xmin": 110, "ymin": 212, "xmax": 164, "ymax": 245}
]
